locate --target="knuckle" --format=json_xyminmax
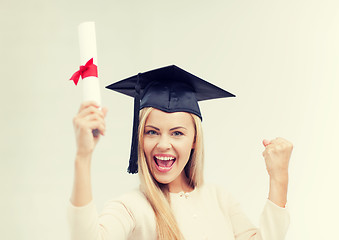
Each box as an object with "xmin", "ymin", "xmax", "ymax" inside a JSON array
[
  {"xmin": 275, "ymin": 144, "xmax": 283, "ymax": 151},
  {"xmin": 266, "ymin": 148, "xmax": 274, "ymax": 155},
  {"xmin": 80, "ymin": 102, "xmax": 89, "ymax": 110},
  {"xmin": 285, "ymin": 140, "xmax": 293, "ymax": 147},
  {"xmin": 280, "ymin": 139, "xmax": 293, "ymax": 151},
  {"xmin": 87, "ymin": 106, "xmax": 96, "ymax": 112}
]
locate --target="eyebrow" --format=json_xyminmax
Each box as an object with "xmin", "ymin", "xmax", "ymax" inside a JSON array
[
  {"xmin": 145, "ymin": 125, "xmax": 187, "ymax": 131},
  {"xmin": 145, "ymin": 125, "xmax": 160, "ymax": 131},
  {"xmin": 170, "ymin": 126, "xmax": 187, "ymax": 131}
]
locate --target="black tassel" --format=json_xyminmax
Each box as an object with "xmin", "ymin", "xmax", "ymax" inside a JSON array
[{"xmin": 127, "ymin": 74, "xmax": 141, "ymax": 174}]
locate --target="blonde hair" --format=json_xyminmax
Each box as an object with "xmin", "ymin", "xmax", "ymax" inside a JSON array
[{"xmin": 138, "ymin": 107, "xmax": 204, "ymax": 240}]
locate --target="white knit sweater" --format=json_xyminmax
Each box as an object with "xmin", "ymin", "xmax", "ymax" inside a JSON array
[{"xmin": 67, "ymin": 184, "xmax": 289, "ymax": 240}]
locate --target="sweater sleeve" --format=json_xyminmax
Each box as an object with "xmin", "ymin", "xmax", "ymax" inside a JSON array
[
  {"xmin": 258, "ymin": 199, "xmax": 290, "ymax": 240},
  {"xmin": 67, "ymin": 200, "xmax": 135, "ymax": 240},
  {"xmin": 216, "ymin": 186, "xmax": 290, "ymax": 240}
]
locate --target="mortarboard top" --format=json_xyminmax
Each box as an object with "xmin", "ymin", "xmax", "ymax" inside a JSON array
[{"xmin": 106, "ymin": 65, "xmax": 235, "ymax": 174}]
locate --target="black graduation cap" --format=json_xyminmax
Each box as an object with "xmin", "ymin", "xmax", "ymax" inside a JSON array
[{"xmin": 106, "ymin": 65, "xmax": 235, "ymax": 174}]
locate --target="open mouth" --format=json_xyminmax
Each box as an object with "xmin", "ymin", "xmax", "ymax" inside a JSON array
[{"xmin": 154, "ymin": 155, "xmax": 176, "ymax": 172}]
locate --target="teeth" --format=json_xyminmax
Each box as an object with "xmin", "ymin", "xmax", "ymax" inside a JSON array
[{"xmin": 155, "ymin": 156, "xmax": 175, "ymax": 161}]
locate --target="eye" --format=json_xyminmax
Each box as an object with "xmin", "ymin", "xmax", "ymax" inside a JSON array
[
  {"xmin": 172, "ymin": 131, "xmax": 183, "ymax": 136},
  {"xmin": 145, "ymin": 130, "xmax": 158, "ymax": 135}
]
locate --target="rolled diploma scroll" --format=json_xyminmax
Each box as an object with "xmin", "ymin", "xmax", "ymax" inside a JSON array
[{"xmin": 78, "ymin": 22, "xmax": 101, "ymax": 136}]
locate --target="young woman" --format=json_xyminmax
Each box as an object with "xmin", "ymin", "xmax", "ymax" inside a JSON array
[{"xmin": 68, "ymin": 65, "xmax": 292, "ymax": 240}]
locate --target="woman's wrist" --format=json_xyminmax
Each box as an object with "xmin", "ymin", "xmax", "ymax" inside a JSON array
[
  {"xmin": 75, "ymin": 151, "xmax": 93, "ymax": 163},
  {"xmin": 268, "ymin": 175, "xmax": 289, "ymax": 207},
  {"xmin": 269, "ymin": 172, "xmax": 289, "ymax": 185}
]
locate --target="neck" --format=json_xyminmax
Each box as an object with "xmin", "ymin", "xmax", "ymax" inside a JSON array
[{"xmin": 168, "ymin": 172, "xmax": 194, "ymax": 193}]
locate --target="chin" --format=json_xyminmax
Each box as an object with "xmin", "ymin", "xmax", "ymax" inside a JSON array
[{"xmin": 153, "ymin": 173, "xmax": 175, "ymax": 185}]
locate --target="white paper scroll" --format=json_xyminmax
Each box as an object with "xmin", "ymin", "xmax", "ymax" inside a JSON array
[{"xmin": 78, "ymin": 22, "xmax": 101, "ymax": 106}]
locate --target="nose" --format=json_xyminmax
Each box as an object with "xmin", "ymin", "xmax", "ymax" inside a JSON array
[{"xmin": 156, "ymin": 135, "xmax": 171, "ymax": 151}]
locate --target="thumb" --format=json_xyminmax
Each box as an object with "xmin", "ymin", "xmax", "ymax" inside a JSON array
[{"xmin": 263, "ymin": 139, "xmax": 271, "ymax": 147}]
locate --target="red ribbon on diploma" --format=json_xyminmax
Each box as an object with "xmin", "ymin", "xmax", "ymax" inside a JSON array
[{"xmin": 70, "ymin": 58, "xmax": 98, "ymax": 85}]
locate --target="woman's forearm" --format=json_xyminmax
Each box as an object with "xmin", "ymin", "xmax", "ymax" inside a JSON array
[
  {"xmin": 70, "ymin": 154, "xmax": 93, "ymax": 207},
  {"xmin": 268, "ymin": 176, "xmax": 288, "ymax": 208},
  {"xmin": 70, "ymin": 102, "xmax": 107, "ymax": 207}
]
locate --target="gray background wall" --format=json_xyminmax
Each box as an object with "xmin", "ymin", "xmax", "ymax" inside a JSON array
[{"xmin": 1, "ymin": 0, "xmax": 338, "ymax": 239}]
